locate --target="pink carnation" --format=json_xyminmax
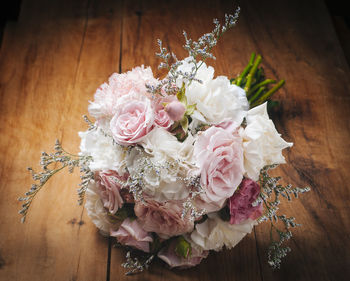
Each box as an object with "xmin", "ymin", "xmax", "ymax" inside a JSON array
[
  {"xmin": 157, "ymin": 239, "xmax": 209, "ymax": 268},
  {"xmin": 110, "ymin": 218, "xmax": 153, "ymax": 253},
  {"xmin": 228, "ymin": 178, "xmax": 263, "ymax": 224},
  {"xmin": 88, "ymin": 66, "xmax": 158, "ymax": 119},
  {"xmin": 134, "ymin": 199, "xmax": 194, "ymax": 239},
  {"xmin": 194, "ymin": 126, "xmax": 244, "ymax": 204},
  {"xmin": 95, "ymin": 170, "xmax": 128, "ymax": 215}
]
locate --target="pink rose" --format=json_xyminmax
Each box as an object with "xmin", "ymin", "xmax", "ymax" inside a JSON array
[
  {"xmin": 134, "ymin": 199, "xmax": 194, "ymax": 239},
  {"xmin": 194, "ymin": 126, "xmax": 244, "ymax": 204},
  {"xmin": 110, "ymin": 218, "xmax": 153, "ymax": 253},
  {"xmin": 95, "ymin": 170, "xmax": 128, "ymax": 214},
  {"xmin": 157, "ymin": 239, "xmax": 209, "ymax": 268},
  {"xmin": 165, "ymin": 100, "xmax": 186, "ymax": 121},
  {"xmin": 110, "ymin": 97, "xmax": 154, "ymax": 145},
  {"xmin": 228, "ymin": 178, "xmax": 263, "ymax": 224}
]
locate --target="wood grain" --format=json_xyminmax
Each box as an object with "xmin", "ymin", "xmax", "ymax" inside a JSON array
[
  {"xmin": 0, "ymin": 0, "xmax": 121, "ymax": 280},
  {"xmin": 0, "ymin": 0, "xmax": 349, "ymax": 280}
]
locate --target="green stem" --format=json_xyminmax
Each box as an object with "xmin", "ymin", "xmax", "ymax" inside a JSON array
[
  {"xmin": 244, "ymin": 55, "xmax": 262, "ymax": 92},
  {"xmin": 247, "ymin": 79, "xmax": 276, "ymax": 98},
  {"xmin": 249, "ymin": 86, "xmax": 266, "ymax": 104},
  {"xmin": 251, "ymin": 79, "xmax": 285, "ymax": 107},
  {"xmin": 236, "ymin": 53, "xmax": 255, "ymax": 87}
]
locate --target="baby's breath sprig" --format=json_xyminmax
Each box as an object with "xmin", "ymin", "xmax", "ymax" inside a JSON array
[
  {"xmin": 257, "ymin": 165, "xmax": 310, "ymax": 269},
  {"xmin": 150, "ymin": 6, "xmax": 240, "ymax": 97},
  {"xmin": 122, "ymin": 251, "xmax": 155, "ymax": 276},
  {"xmin": 18, "ymin": 140, "xmax": 93, "ymax": 223},
  {"xmin": 182, "ymin": 175, "xmax": 206, "ymax": 221}
]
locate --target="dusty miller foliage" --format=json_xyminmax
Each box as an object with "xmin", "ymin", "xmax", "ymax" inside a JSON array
[
  {"xmin": 257, "ymin": 165, "xmax": 310, "ymax": 269},
  {"xmin": 18, "ymin": 118, "xmax": 95, "ymax": 223},
  {"xmin": 146, "ymin": 6, "xmax": 241, "ymax": 96}
]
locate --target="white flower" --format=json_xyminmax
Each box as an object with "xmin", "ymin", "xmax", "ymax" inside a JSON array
[
  {"xmin": 124, "ymin": 128, "xmax": 196, "ymax": 201},
  {"xmin": 190, "ymin": 213, "xmax": 256, "ymax": 251},
  {"xmin": 176, "ymin": 57, "xmax": 249, "ymax": 126},
  {"xmin": 85, "ymin": 180, "xmax": 119, "ymax": 236},
  {"xmin": 125, "ymin": 146, "xmax": 190, "ymax": 202},
  {"xmin": 242, "ymin": 102, "xmax": 293, "ymax": 180},
  {"xmin": 79, "ymin": 127, "xmax": 127, "ymax": 174},
  {"xmin": 141, "ymin": 127, "xmax": 195, "ymax": 170}
]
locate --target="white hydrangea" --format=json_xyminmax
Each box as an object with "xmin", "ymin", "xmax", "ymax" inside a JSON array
[
  {"xmin": 176, "ymin": 57, "xmax": 249, "ymax": 126},
  {"xmin": 190, "ymin": 213, "xmax": 256, "ymax": 251},
  {"xmin": 242, "ymin": 102, "xmax": 293, "ymax": 180},
  {"xmin": 85, "ymin": 180, "xmax": 119, "ymax": 236},
  {"xmin": 79, "ymin": 127, "xmax": 127, "ymax": 174}
]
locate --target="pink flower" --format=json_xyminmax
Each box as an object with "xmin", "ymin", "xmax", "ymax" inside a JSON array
[
  {"xmin": 157, "ymin": 239, "xmax": 209, "ymax": 268},
  {"xmin": 153, "ymin": 97, "xmax": 174, "ymax": 129},
  {"xmin": 110, "ymin": 97, "xmax": 154, "ymax": 145},
  {"xmin": 228, "ymin": 178, "xmax": 263, "ymax": 224},
  {"xmin": 110, "ymin": 218, "xmax": 153, "ymax": 252},
  {"xmin": 88, "ymin": 66, "xmax": 158, "ymax": 119},
  {"xmin": 194, "ymin": 126, "xmax": 244, "ymax": 204},
  {"xmin": 134, "ymin": 199, "xmax": 194, "ymax": 239},
  {"xmin": 165, "ymin": 100, "xmax": 186, "ymax": 121},
  {"xmin": 95, "ymin": 170, "xmax": 128, "ymax": 215},
  {"xmin": 216, "ymin": 120, "xmax": 239, "ymax": 133}
]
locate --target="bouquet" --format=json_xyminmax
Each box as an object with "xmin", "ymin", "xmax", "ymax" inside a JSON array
[{"xmin": 19, "ymin": 7, "xmax": 309, "ymax": 275}]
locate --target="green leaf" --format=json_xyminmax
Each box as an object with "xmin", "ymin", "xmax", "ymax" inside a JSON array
[
  {"xmin": 176, "ymin": 83, "xmax": 187, "ymax": 106},
  {"xmin": 175, "ymin": 236, "xmax": 192, "ymax": 259},
  {"xmin": 180, "ymin": 117, "xmax": 189, "ymax": 132},
  {"xmin": 185, "ymin": 104, "xmax": 196, "ymax": 115}
]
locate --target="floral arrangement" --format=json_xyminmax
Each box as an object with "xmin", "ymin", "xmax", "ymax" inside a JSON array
[{"xmin": 19, "ymin": 7, "xmax": 309, "ymax": 275}]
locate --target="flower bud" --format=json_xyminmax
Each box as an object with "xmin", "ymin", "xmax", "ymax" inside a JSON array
[{"xmin": 165, "ymin": 101, "xmax": 186, "ymax": 121}]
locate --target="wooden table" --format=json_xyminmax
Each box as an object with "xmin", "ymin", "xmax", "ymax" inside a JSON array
[{"xmin": 1, "ymin": 0, "xmax": 349, "ymax": 280}]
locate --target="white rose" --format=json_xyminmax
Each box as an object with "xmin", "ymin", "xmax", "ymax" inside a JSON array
[
  {"xmin": 85, "ymin": 180, "xmax": 119, "ymax": 236},
  {"xmin": 190, "ymin": 213, "xmax": 256, "ymax": 251},
  {"xmin": 176, "ymin": 57, "xmax": 248, "ymax": 126},
  {"xmin": 79, "ymin": 127, "xmax": 127, "ymax": 174},
  {"xmin": 242, "ymin": 102, "xmax": 293, "ymax": 180}
]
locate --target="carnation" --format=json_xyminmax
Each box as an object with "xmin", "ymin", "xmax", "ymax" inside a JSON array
[
  {"xmin": 88, "ymin": 66, "xmax": 158, "ymax": 120},
  {"xmin": 79, "ymin": 127, "xmax": 127, "ymax": 174},
  {"xmin": 228, "ymin": 178, "xmax": 263, "ymax": 224}
]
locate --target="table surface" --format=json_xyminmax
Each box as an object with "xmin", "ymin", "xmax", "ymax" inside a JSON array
[{"xmin": 1, "ymin": 0, "xmax": 349, "ymax": 280}]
